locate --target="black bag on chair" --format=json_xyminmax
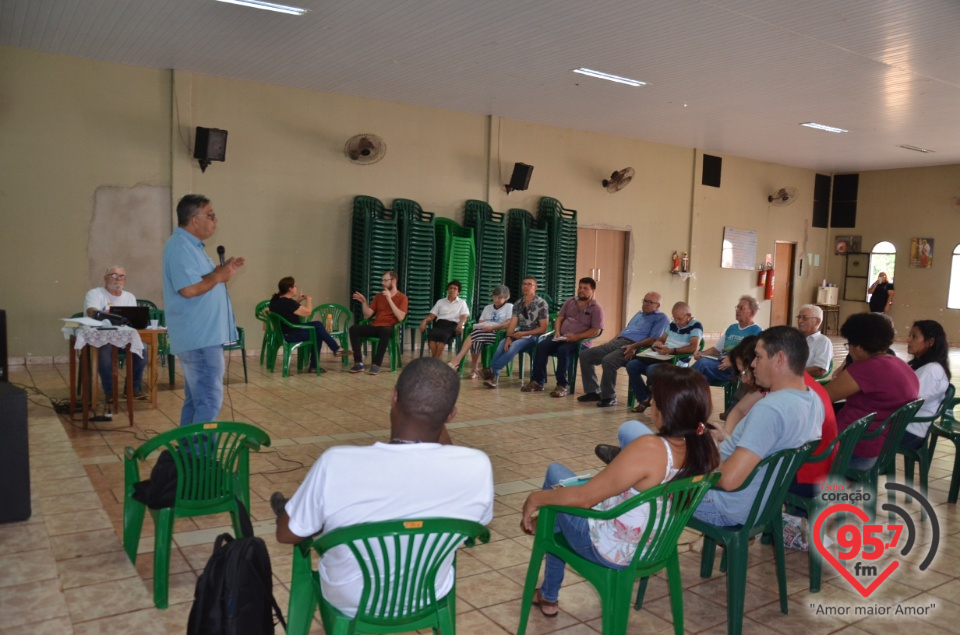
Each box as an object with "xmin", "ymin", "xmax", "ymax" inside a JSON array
[{"xmin": 186, "ymin": 503, "xmax": 285, "ymax": 635}]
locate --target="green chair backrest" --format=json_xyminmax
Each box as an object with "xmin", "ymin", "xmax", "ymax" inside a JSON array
[
  {"xmin": 137, "ymin": 299, "xmax": 159, "ymax": 310},
  {"xmin": 147, "ymin": 308, "xmax": 166, "ymax": 327},
  {"xmin": 823, "ymin": 413, "xmax": 876, "ymax": 482},
  {"xmin": 735, "ymin": 441, "xmax": 817, "ymax": 530},
  {"xmin": 911, "ymin": 384, "xmax": 956, "ymax": 432},
  {"xmin": 255, "ymin": 300, "xmax": 270, "ymax": 323},
  {"xmin": 933, "ymin": 396, "xmax": 960, "ymax": 435},
  {"xmin": 552, "ymin": 472, "xmax": 720, "ymax": 570},
  {"xmin": 309, "ymin": 518, "xmax": 490, "ymax": 622},
  {"xmin": 865, "ymin": 399, "xmax": 924, "ymax": 472},
  {"xmin": 124, "ymin": 421, "xmax": 270, "ymax": 514},
  {"xmin": 310, "ymin": 303, "xmax": 352, "ymax": 333}
]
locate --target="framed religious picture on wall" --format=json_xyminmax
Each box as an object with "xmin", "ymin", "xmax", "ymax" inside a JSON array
[{"xmin": 910, "ymin": 238, "xmax": 934, "ymax": 268}]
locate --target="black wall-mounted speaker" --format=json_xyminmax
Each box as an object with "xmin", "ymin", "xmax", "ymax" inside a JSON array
[
  {"xmin": 702, "ymin": 154, "xmax": 722, "ymax": 188},
  {"xmin": 194, "ymin": 127, "xmax": 228, "ymax": 164},
  {"xmin": 508, "ymin": 163, "xmax": 534, "ymax": 191}
]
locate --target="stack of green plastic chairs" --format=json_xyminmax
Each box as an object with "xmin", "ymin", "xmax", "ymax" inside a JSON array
[
  {"xmin": 434, "ymin": 218, "xmax": 477, "ymax": 316},
  {"xmin": 394, "ymin": 199, "xmax": 436, "ymax": 351},
  {"xmin": 350, "ymin": 196, "xmax": 399, "ymax": 326},
  {"xmin": 538, "ymin": 197, "xmax": 577, "ymax": 312},
  {"xmin": 506, "ymin": 209, "xmax": 550, "ymax": 304},
  {"xmin": 463, "ymin": 200, "xmax": 507, "ymax": 320}
]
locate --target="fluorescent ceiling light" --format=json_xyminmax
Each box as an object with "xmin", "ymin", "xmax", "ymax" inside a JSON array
[
  {"xmin": 800, "ymin": 122, "xmax": 848, "ymax": 134},
  {"xmin": 899, "ymin": 144, "xmax": 934, "ymax": 153},
  {"xmin": 214, "ymin": 0, "xmax": 309, "ymax": 16},
  {"xmin": 573, "ymin": 68, "xmax": 647, "ymax": 87}
]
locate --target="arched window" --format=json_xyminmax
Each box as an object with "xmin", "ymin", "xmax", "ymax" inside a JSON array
[
  {"xmin": 867, "ymin": 241, "xmax": 896, "ymax": 304},
  {"xmin": 948, "ymin": 244, "xmax": 960, "ymax": 309}
]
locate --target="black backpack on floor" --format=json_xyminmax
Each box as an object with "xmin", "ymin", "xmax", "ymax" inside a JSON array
[{"xmin": 186, "ymin": 503, "xmax": 285, "ymax": 635}]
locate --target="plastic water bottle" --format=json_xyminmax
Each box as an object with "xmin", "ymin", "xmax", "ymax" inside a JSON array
[{"xmin": 325, "ymin": 313, "xmax": 333, "ymax": 332}]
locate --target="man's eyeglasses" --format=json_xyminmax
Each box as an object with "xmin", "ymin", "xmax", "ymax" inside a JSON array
[
  {"xmin": 796, "ymin": 314, "xmax": 813, "ymax": 321},
  {"xmin": 196, "ymin": 212, "xmax": 217, "ymax": 221},
  {"xmin": 642, "ymin": 299, "xmax": 659, "ymax": 305},
  {"xmin": 107, "ymin": 273, "xmax": 126, "ymax": 280}
]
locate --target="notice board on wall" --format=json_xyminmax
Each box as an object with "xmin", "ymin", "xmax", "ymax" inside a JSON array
[{"xmin": 721, "ymin": 226, "xmax": 757, "ymax": 270}]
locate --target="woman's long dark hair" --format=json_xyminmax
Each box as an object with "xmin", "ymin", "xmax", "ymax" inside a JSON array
[
  {"xmin": 649, "ymin": 365, "xmax": 721, "ymax": 479},
  {"xmin": 909, "ymin": 320, "xmax": 951, "ymax": 380},
  {"xmin": 272, "ymin": 276, "xmax": 295, "ymax": 300}
]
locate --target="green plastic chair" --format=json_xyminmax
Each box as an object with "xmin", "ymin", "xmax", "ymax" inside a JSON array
[
  {"xmin": 122, "ymin": 421, "xmax": 271, "ymax": 608},
  {"xmin": 310, "ymin": 302, "xmax": 353, "ymax": 366},
  {"xmin": 357, "ymin": 319, "xmax": 405, "ymax": 372},
  {"xmin": 685, "ymin": 441, "xmax": 817, "ymax": 635},
  {"xmin": 136, "ymin": 298, "xmax": 159, "ymax": 310},
  {"xmin": 255, "ymin": 300, "xmax": 273, "ymax": 366},
  {"xmin": 453, "ymin": 324, "xmax": 512, "ymax": 376},
  {"xmin": 515, "ymin": 328, "xmax": 600, "ymax": 391},
  {"xmin": 286, "ymin": 518, "xmax": 490, "ymax": 635},
  {"xmin": 223, "ymin": 326, "xmax": 247, "ymax": 383},
  {"xmin": 266, "ymin": 313, "xmax": 320, "ymax": 377},
  {"xmin": 845, "ymin": 399, "xmax": 924, "ymax": 522},
  {"xmin": 783, "ymin": 413, "xmax": 875, "ymax": 592},
  {"xmin": 518, "ymin": 473, "xmax": 720, "ymax": 635},
  {"xmin": 929, "ymin": 396, "xmax": 960, "ymax": 503},
  {"xmin": 888, "ymin": 385, "xmax": 954, "ymax": 520}
]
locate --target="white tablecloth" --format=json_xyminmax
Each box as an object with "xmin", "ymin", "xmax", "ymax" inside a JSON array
[{"xmin": 63, "ymin": 325, "xmax": 145, "ymax": 358}]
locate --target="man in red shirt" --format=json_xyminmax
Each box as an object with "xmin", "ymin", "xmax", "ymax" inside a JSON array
[
  {"xmin": 791, "ymin": 373, "xmax": 838, "ymax": 497},
  {"xmin": 347, "ymin": 270, "xmax": 408, "ymax": 375}
]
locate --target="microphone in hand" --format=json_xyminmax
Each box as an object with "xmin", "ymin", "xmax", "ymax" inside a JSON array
[{"xmin": 217, "ymin": 245, "xmax": 226, "ymax": 267}]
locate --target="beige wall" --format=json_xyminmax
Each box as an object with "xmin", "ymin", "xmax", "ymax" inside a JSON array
[
  {"xmin": 688, "ymin": 153, "xmax": 828, "ymax": 339},
  {"xmin": 3, "ymin": 44, "xmax": 950, "ymax": 358},
  {"xmin": 827, "ymin": 164, "xmax": 960, "ymax": 340},
  {"xmin": 0, "ymin": 46, "xmax": 171, "ymax": 359}
]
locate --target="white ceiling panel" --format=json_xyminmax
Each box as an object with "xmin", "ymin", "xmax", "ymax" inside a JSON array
[{"xmin": 2, "ymin": 0, "xmax": 959, "ymax": 172}]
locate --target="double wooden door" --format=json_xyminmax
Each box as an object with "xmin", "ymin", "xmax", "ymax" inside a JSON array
[{"xmin": 577, "ymin": 228, "xmax": 628, "ymax": 344}]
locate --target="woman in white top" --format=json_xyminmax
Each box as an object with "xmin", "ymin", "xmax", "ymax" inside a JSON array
[
  {"xmin": 520, "ymin": 366, "xmax": 720, "ymax": 618},
  {"xmin": 418, "ymin": 280, "xmax": 470, "ymax": 359},
  {"xmin": 448, "ymin": 285, "xmax": 513, "ymax": 378},
  {"xmin": 903, "ymin": 320, "xmax": 952, "ymax": 447}
]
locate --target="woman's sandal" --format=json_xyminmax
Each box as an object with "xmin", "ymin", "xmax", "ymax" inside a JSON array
[
  {"xmin": 532, "ymin": 589, "xmax": 559, "ymax": 618},
  {"xmin": 632, "ymin": 399, "xmax": 651, "ymax": 414}
]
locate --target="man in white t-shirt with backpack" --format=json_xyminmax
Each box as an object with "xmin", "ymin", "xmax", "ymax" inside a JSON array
[{"xmin": 274, "ymin": 358, "xmax": 494, "ymax": 616}]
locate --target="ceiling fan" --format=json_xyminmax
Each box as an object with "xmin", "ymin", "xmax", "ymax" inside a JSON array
[
  {"xmin": 768, "ymin": 186, "xmax": 799, "ymax": 207},
  {"xmin": 602, "ymin": 167, "xmax": 635, "ymax": 193}
]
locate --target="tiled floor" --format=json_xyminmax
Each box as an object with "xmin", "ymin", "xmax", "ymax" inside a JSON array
[{"xmin": 4, "ymin": 338, "xmax": 960, "ymax": 634}]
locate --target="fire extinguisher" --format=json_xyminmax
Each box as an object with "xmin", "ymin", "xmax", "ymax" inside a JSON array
[
  {"xmin": 764, "ymin": 266, "xmax": 775, "ymax": 300},
  {"xmin": 757, "ymin": 267, "xmax": 767, "ymax": 287}
]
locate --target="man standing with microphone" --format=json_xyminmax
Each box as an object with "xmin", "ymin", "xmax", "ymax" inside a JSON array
[{"xmin": 163, "ymin": 194, "xmax": 244, "ymax": 426}]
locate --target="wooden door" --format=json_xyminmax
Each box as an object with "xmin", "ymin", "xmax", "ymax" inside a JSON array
[
  {"xmin": 577, "ymin": 228, "xmax": 627, "ymax": 344},
  {"xmin": 770, "ymin": 242, "xmax": 796, "ymax": 326}
]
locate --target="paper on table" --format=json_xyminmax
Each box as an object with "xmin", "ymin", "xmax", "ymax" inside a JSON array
[{"xmin": 62, "ymin": 316, "xmax": 111, "ymax": 327}]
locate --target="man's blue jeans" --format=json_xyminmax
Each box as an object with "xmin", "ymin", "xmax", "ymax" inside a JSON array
[
  {"xmin": 531, "ymin": 337, "xmax": 578, "ymax": 387},
  {"xmin": 489, "ymin": 335, "xmax": 537, "ymax": 376},
  {"xmin": 178, "ymin": 346, "xmax": 224, "ymax": 426},
  {"xmin": 625, "ymin": 358, "xmax": 667, "ymax": 404},
  {"xmin": 693, "ymin": 356, "xmax": 735, "ymax": 384},
  {"xmin": 538, "ymin": 462, "xmax": 625, "ymax": 602},
  {"xmin": 97, "ymin": 344, "xmax": 145, "ymax": 395}
]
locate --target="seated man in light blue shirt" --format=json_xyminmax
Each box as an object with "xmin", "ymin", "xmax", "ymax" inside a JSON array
[
  {"xmin": 162, "ymin": 194, "xmax": 245, "ymax": 426},
  {"xmin": 692, "ymin": 326, "xmax": 824, "ymax": 527},
  {"xmin": 577, "ymin": 291, "xmax": 669, "ymax": 408},
  {"xmin": 692, "ymin": 295, "xmax": 762, "ymax": 385}
]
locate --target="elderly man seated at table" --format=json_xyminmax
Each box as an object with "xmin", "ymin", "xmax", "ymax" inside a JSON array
[
  {"xmin": 691, "ymin": 295, "xmax": 761, "ymax": 385},
  {"xmin": 83, "ymin": 265, "xmax": 146, "ymax": 399}
]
